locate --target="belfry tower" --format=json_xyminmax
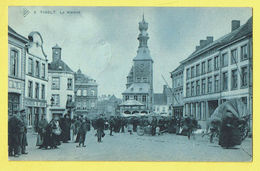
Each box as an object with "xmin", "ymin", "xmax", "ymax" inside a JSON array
[{"xmin": 122, "ymin": 14, "xmax": 154, "ymax": 113}]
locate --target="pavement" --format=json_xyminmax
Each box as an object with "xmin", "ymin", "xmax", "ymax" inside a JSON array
[{"xmin": 9, "ymin": 129, "xmax": 252, "ymax": 161}]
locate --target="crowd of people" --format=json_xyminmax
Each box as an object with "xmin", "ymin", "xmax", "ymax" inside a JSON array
[{"xmin": 8, "ymin": 109, "xmax": 249, "ymax": 158}]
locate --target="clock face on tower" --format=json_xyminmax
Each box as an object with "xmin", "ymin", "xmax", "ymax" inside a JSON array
[{"xmin": 135, "ymin": 62, "xmax": 150, "ymax": 77}]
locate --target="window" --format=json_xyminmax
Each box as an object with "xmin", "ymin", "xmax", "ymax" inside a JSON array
[
  {"xmin": 134, "ymin": 95, "xmax": 138, "ymax": 101},
  {"xmin": 191, "ymin": 66, "xmax": 195, "ymax": 78},
  {"xmin": 196, "ymin": 80, "xmax": 200, "ymax": 95},
  {"xmin": 28, "ymin": 81, "xmax": 33, "ymax": 98},
  {"xmin": 52, "ymin": 94, "xmax": 60, "ymax": 106},
  {"xmin": 222, "ymin": 53, "xmax": 228, "ymax": 67},
  {"xmin": 41, "ymin": 84, "xmax": 45, "ymax": 99},
  {"xmin": 27, "ymin": 107, "xmax": 33, "ymax": 126},
  {"xmin": 208, "ymin": 77, "xmax": 212, "ymax": 93},
  {"xmin": 214, "ymin": 56, "xmax": 219, "ymax": 70},
  {"xmin": 201, "ymin": 79, "xmax": 206, "ymax": 95},
  {"xmin": 67, "ymin": 95, "xmax": 72, "ymax": 101},
  {"xmin": 137, "ymin": 77, "xmax": 141, "ymax": 82},
  {"xmin": 67, "ymin": 78, "xmax": 73, "ymax": 90},
  {"xmin": 207, "ymin": 59, "xmax": 213, "ymax": 72},
  {"xmin": 143, "ymin": 77, "xmax": 147, "ymax": 82},
  {"xmin": 41, "ymin": 108, "xmax": 45, "ymax": 117},
  {"xmin": 196, "ymin": 64, "xmax": 200, "ymax": 76},
  {"xmin": 186, "ymin": 83, "xmax": 190, "ymax": 97},
  {"xmin": 162, "ymin": 107, "xmax": 166, "ymax": 112},
  {"xmin": 201, "ymin": 62, "xmax": 206, "ymax": 74},
  {"xmin": 83, "ymin": 90, "xmax": 87, "ymax": 96},
  {"xmin": 35, "ymin": 83, "xmax": 39, "ymax": 99},
  {"xmin": 241, "ymin": 66, "xmax": 248, "ymax": 87},
  {"xmin": 191, "ymin": 82, "xmax": 195, "ymax": 96},
  {"xmin": 41, "ymin": 63, "xmax": 45, "ymax": 78},
  {"xmin": 91, "ymin": 90, "xmax": 95, "ymax": 96},
  {"xmin": 241, "ymin": 44, "xmax": 248, "ymax": 61},
  {"xmin": 77, "ymin": 89, "xmax": 81, "ymax": 96},
  {"xmin": 231, "ymin": 49, "xmax": 238, "ymax": 64},
  {"xmin": 10, "ymin": 50, "xmax": 18, "ymax": 77},
  {"xmin": 35, "ymin": 61, "xmax": 40, "ymax": 77},
  {"xmin": 28, "ymin": 58, "xmax": 33, "ymax": 75},
  {"xmin": 52, "ymin": 77, "xmax": 60, "ymax": 89},
  {"xmin": 231, "ymin": 69, "xmax": 238, "ymax": 90},
  {"xmin": 142, "ymin": 95, "xmax": 146, "ymax": 102},
  {"xmin": 214, "ymin": 75, "xmax": 219, "ymax": 92},
  {"xmin": 125, "ymin": 96, "xmax": 129, "ymax": 101},
  {"xmin": 186, "ymin": 68, "xmax": 190, "ymax": 80},
  {"xmin": 222, "ymin": 72, "xmax": 228, "ymax": 91}
]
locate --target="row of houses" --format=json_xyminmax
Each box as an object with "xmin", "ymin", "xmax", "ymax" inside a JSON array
[
  {"xmin": 170, "ymin": 17, "xmax": 252, "ymax": 128},
  {"xmin": 8, "ymin": 26, "xmax": 98, "ymax": 129}
]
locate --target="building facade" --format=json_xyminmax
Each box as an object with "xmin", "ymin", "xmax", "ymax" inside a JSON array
[
  {"xmin": 97, "ymin": 95, "xmax": 122, "ymax": 118},
  {"xmin": 153, "ymin": 85, "xmax": 172, "ymax": 116},
  {"xmin": 170, "ymin": 64, "xmax": 184, "ymax": 118},
  {"xmin": 74, "ymin": 69, "xmax": 98, "ymax": 117},
  {"xmin": 47, "ymin": 44, "xmax": 75, "ymax": 121},
  {"xmin": 121, "ymin": 15, "xmax": 154, "ymax": 114},
  {"xmin": 24, "ymin": 32, "xmax": 48, "ymax": 129},
  {"xmin": 8, "ymin": 26, "xmax": 27, "ymax": 117},
  {"xmin": 180, "ymin": 18, "xmax": 252, "ymax": 129}
]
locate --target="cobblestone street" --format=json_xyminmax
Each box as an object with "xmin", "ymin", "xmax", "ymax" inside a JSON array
[{"xmin": 9, "ymin": 129, "xmax": 252, "ymax": 161}]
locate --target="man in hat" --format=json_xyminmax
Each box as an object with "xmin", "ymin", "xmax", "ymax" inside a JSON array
[
  {"xmin": 8, "ymin": 110, "xmax": 22, "ymax": 157},
  {"xmin": 18, "ymin": 109, "xmax": 28, "ymax": 154}
]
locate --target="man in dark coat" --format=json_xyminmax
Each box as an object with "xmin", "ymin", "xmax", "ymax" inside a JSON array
[
  {"xmin": 151, "ymin": 117, "xmax": 157, "ymax": 136},
  {"xmin": 61, "ymin": 114, "xmax": 71, "ymax": 143},
  {"xmin": 96, "ymin": 116, "xmax": 105, "ymax": 142},
  {"xmin": 37, "ymin": 114, "xmax": 48, "ymax": 149},
  {"xmin": 109, "ymin": 116, "xmax": 115, "ymax": 136},
  {"xmin": 77, "ymin": 117, "xmax": 88, "ymax": 147},
  {"xmin": 8, "ymin": 110, "xmax": 22, "ymax": 157},
  {"xmin": 18, "ymin": 109, "xmax": 28, "ymax": 154}
]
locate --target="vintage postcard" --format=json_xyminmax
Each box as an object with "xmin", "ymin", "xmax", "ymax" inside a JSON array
[{"xmin": 7, "ymin": 6, "xmax": 252, "ymax": 162}]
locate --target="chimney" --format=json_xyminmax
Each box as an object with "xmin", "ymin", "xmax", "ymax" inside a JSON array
[
  {"xmin": 52, "ymin": 44, "xmax": 62, "ymax": 62},
  {"xmin": 231, "ymin": 20, "xmax": 240, "ymax": 31},
  {"xmin": 200, "ymin": 40, "xmax": 207, "ymax": 47},
  {"xmin": 206, "ymin": 36, "xmax": 213, "ymax": 44}
]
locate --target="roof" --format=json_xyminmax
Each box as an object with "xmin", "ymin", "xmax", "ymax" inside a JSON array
[
  {"xmin": 8, "ymin": 26, "xmax": 28, "ymax": 43},
  {"xmin": 181, "ymin": 17, "xmax": 252, "ymax": 64},
  {"xmin": 119, "ymin": 100, "xmax": 145, "ymax": 106},
  {"xmin": 171, "ymin": 64, "xmax": 184, "ymax": 74},
  {"xmin": 52, "ymin": 44, "xmax": 61, "ymax": 49},
  {"xmin": 48, "ymin": 60, "xmax": 74, "ymax": 73},
  {"xmin": 154, "ymin": 93, "xmax": 167, "ymax": 105},
  {"xmin": 75, "ymin": 69, "xmax": 97, "ymax": 85},
  {"xmin": 134, "ymin": 47, "xmax": 153, "ymax": 61},
  {"xmin": 123, "ymin": 83, "xmax": 150, "ymax": 94}
]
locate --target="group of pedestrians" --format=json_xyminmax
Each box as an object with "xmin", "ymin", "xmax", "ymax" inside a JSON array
[{"xmin": 8, "ymin": 109, "xmax": 28, "ymax": 157}]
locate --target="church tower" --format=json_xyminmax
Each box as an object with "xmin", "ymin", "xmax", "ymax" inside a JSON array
[{"xmin": 122, "ymin": 15, "xmax": 154, "ymax": 113}]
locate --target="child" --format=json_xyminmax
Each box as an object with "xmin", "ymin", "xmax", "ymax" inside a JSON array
[{"xmin": 77, "ymin": 118, "xmax": 88, "ymax": 147}]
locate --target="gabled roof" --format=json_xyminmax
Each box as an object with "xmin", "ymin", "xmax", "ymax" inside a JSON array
[
  {"xmin": 181, "ymin": 17, "xmax": 252, "ymax": 64},
  {"xmin": 48, "ymin": 60, "xmax": 74, "ymax": 73},
  {"xmin": 123, "ymin": 83, "xmax": 150, "ymax": 94},
  {"xmin": 154, "ymin": 93, "xmax": 167, "ymax": 105}
]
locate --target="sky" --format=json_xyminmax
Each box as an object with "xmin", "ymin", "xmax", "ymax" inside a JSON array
[{"xmin": 8, "ymin": 7, "xmax": 252, "ymax": 98}]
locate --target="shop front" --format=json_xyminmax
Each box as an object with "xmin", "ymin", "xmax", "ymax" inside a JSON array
[{"xmin": 25, "ymin": 98, "xmax": 47, "ymax": 131}]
